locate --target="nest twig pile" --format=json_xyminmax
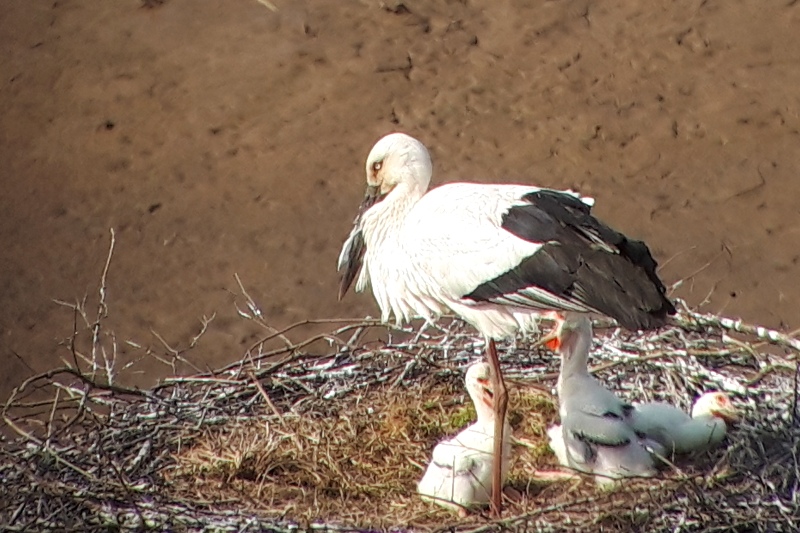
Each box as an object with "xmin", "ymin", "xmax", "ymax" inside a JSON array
[{"xmin": 1, "ymin": 300, "xmax": 799, "ymax": 532}]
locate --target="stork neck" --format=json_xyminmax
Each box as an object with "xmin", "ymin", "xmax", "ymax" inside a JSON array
[
  {"xmin": 557, "ymin": 316, "xmax": 593, "ymax": 379},
  {"xmin": 362, "ymin": 182, "xmax": 423, "ymax": 237},
  {"xmin": 465, "ymin": 374, "xmax": 496, "ymax": 428},
  {"xmin": 472, "ymin": 395, "xmax": 495, "ymax": 427},
  {"xmin": 559, "ymin": 340, "xmax": 590, "ymax": 378}
]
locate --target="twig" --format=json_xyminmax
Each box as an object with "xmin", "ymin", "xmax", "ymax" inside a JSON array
[
  {"xmin": 793, "ymin": 357, "xmax": 799, "ymax": 427},
  {"xmin": 745, "ymin": 362, "xmax": 797, "ymax": 386},
  {"xmin": 255, "ymin": 0, "xmax": 277, "ymax": 11},
  {"xmin": 681, "ymin": 310, "xmax": 800, "ymax": 353},
  {"xmin": 93, "ymin": 228, "xmax": 116, "ymax": 383},
  {"xmin": 235, "ymin": 273, "xmax": 294, "ymax": 350},
  {"xmin": 2, "ymin": 299, "xmax": 799, "ymax": 531},
  {"xmin": 150, "ymin": 328, "xmax": 203, "ymax": 374},
  {"xmin": 249, "ymin": 373, "xmax": 283, "ymax": 422},
  {"xmin": 241, "ymin": 318, "xmax": 384, "ymax": 363},
  {"xmin": 528, "ymin": 348, "xmax": 732, "ymax": 383}
]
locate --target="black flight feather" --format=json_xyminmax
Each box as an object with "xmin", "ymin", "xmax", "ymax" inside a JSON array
[
  {"xmin": 464, "ymin": 190, "xmax": 675, "ymax": 330},
  {"xmin": 338, "ymin": 227, "xmax": 366, "ymax": 301}
]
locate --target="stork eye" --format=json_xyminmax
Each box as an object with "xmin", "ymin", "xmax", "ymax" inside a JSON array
[{"xmin": 372, "ymin": 161, "xmax": 382, "ymax": 172}]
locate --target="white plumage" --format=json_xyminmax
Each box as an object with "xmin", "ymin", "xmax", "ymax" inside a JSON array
[
  {"xmin": 549, "ymin": 314, "xmax": 659, "ymax": 485},
  {"xmin": 339, "ymin": 133, "xmax": 673, "ymax": 338},
  {"xmin": 340, "ymin": 138, "xmax": 594, "ymax": 340},
  {"xmin": 417, "ymin": 362, "xmax": 512, "ymax": 516},
  {"xmin": 338, "ymin": 132, "xmax": 674, "ymax": 514}
]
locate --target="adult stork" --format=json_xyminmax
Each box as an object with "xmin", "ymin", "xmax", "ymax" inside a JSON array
[{"xmin": 337, "ymin": 133, "xmax": 675, "ymax": 516}]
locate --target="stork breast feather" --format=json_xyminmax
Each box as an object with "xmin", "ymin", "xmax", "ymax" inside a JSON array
[
  {"xmin": 431, "ymin": 444, "xmax": 476, "ymax": 474},
  {"xmin": 401, "ymin": 190, "xmax": 543, "ymax": 299}
]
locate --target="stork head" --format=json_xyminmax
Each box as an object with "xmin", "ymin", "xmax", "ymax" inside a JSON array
[
  {"xmin": 337, "ymin": 134, "xmax": 431, "ymax": 301},
  {"xmin": 691, "ymin": 391, "xmax": 740, "ymax": 423},
  {"xmin": 465, "ymin": 361, "xmax": 496, "ymax": 422},
  {"xmin": 359, "ymin": 133, "xmax": 432, "ymax": 212}
]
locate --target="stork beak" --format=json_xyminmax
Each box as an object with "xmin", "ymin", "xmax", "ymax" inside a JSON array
[
  {"xmin": 476, "ymin": 377, "xmax": 494, "ymax": 405},
  {"xmin": 359, "ymin": 184, "xmax": 384, "ymax": 216}
]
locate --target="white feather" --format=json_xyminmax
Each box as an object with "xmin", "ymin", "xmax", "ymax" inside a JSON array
[
  {"xmin": 418, "ymin": 363, "xmax": 512, "ymax": 513},
  {"xmin": 340, "ymin": 133, "xmax": 597, "ymax": 339}
]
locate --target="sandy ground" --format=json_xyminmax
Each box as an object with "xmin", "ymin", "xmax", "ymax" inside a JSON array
[{"xmin": 1, "ymin": 0, "xmax": 798, "ymax": 399}]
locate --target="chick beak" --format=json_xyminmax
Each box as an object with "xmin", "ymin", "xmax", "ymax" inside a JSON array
[
  {"xmin": 713, "ymin": 398, "xmax": 740, "ymax": 424},
  {"xmin": 476, "ymin": 377, "xmax": 494, "ymax": 408},
  {"xmin": 721, "ymin": 409, "xmax": 741, "ymax": 425}
]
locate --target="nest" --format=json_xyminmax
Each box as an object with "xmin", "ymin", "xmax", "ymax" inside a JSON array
[{"xmin": 1, "ymin": 300, "xmax": 799, "ymax": 532}]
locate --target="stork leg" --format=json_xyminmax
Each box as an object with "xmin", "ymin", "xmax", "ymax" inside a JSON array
[{"xmin": 486, "ymin": 338, "xmax": 508, "ymax": 518}]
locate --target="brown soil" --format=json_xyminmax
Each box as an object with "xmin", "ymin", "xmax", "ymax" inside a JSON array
[{"xmin": 1, "ymin": 0, "xmax": 798, "ymax": 399}]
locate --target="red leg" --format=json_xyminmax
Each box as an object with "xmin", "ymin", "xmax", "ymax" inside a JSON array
[{"xmin": 486, "ymin": 338, "xmax": 508, "ymax": 518}]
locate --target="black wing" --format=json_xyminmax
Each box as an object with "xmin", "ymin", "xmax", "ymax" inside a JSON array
[
  {"xmin": 464, "ymin": 190, "xmax": 675, "ymax": 330},
  {"xmin": 337, "ymin": 226, "xmax": 366, "ymax": 301}
]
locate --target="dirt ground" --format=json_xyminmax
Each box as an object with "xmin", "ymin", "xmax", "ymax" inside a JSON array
[{"xmin": 1, "ymin": 0, "xmax": 798, "ymax": 400}]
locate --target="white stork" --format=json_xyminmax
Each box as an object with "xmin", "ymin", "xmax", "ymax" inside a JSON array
[
  {"xmin": 417, "ymin": 362, "xmax": 512, "ymax": 516},
  {"xmin": 627, "ymin": 391, "xmax": 739, "ymax": 457},
  {"xmin": 337, "ymin": 133, "xmax": 675, "ymax": 515},
  {"xmin": 548, "ymin": 314, "xmax": 660, "ymax": 484}
]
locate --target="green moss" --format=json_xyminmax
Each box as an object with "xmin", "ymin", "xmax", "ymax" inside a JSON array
[
  {"xmin": 447, "ymin": 405, "xmax": 477, "ymax": 431},
  {"xmin": 526, "ymin": 439, "xmax": 556, "ymax": 462},
  {"xmin": 509, "ymin": 390, "xmax": 557, "ymax": 434},
  {"xmin": 421, "ymin": 399, "xmax": 439, "ymax": 410},
  {"xmin": 513, "ymin": 391, "xmax": 557, "ymax": 416}
]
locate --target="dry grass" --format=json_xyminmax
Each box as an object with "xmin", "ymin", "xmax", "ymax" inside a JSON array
[
  {"xmin": 1, "ymin": 299, "xmax": 799, "ymax": 532},
  {"xmin": 162, "ymin": 379, "xmax": 560, "ymax": 528}
]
